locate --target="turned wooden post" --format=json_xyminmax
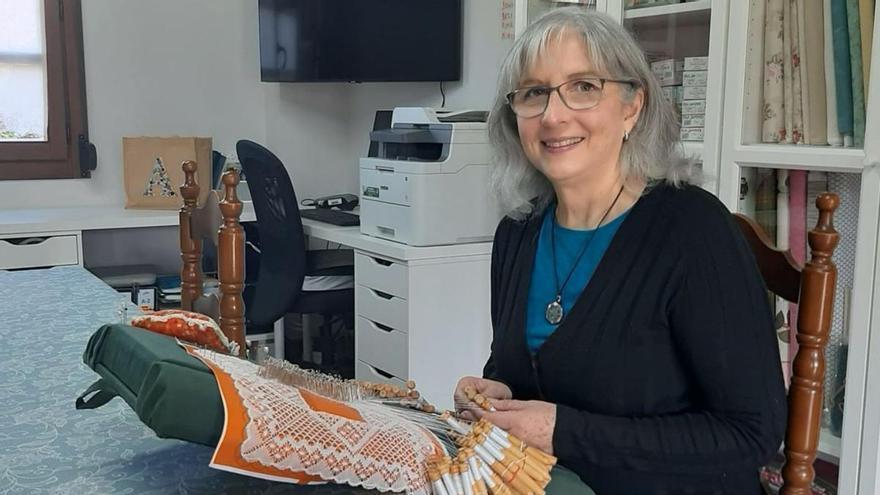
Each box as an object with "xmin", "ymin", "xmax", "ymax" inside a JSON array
[
  {"xmin": 217, "ymin": 170, "xmax": 247, "ymax": 357},
  {"xmin": 781, "ymin": 193, "xmax": 840, "ymax": 495},
  {"xmin": 179, "ymin": 160, "xmax": 203, "ymax": 311}
]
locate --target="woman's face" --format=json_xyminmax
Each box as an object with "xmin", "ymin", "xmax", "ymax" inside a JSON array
[{"xmin": 515, "ymin": 32, "xmax": 643, "ymax": 186}]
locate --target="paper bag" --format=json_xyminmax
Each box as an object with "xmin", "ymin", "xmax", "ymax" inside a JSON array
[{"xmin": 123, "ymin": 137, "xmax": 212, "ymax": 209}]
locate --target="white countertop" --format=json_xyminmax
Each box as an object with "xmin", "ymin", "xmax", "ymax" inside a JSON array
[
  {"xmin": 302, "ymin": 219, "xmax": 492, "ymax": 261},
  {"xmin": 0, "ymin": 204, "xmax": 256, "ymax": 235},
  {"xmin": 0, "ymin": 204, "xmax": 492, "ymax": 262}
]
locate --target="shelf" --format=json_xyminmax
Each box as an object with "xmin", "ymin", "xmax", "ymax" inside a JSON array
[
  {"xmin": 817, "ymin": 427, "xmax": 841, "ymax": 462},
  {"xmin": 729, "ymin": 144, "xmax": 867, "ymax": 173},
  {"xmin": 624, "ymin": 1, "xmax": 711, "ymax": 21}
]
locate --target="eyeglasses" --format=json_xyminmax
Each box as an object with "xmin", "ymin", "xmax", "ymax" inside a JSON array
[{"xmin": 505, "ymin": 77, "xmax": 637, "ymax": 118}]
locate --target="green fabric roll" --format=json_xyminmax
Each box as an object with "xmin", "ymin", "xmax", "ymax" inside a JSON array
[
  {"xmin": 846, "ymin": 0, "xmax": 866, "ymax": 146},
  {"xmin": 831, "ymin": 0, "xmax": 854, "ymax": 135}
]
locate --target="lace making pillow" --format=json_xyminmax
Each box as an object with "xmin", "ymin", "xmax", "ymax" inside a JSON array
[{"xmin": 130, "ymin": 310, "xmax": 238, "ymax": 354}]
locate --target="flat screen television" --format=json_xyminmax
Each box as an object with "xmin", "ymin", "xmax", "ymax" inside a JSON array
[{"xmin": 258, "ymin": 0, "xmax": 462, "ymax": 82}]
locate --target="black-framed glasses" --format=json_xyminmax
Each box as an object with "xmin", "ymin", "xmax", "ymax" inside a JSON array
[{"xmin": 505, "ymin": 77, "xmax": 637, "ymax": 118}]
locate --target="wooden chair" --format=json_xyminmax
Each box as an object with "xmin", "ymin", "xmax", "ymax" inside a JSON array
[
  {"xmin": 733, "ymin": 192, "xmax": 840, "ymax": 495},
  {"xmin": 178, "ymin": 160, "xmax": 247, "ymax": 357}
]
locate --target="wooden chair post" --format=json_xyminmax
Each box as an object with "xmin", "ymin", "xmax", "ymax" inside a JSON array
[
  {"xmin": 782, "ymin": 193, "xmax": 840, "ymax": 495},
  {"xmin": 179, "ymin": 160, "xmax": 203, "ymax": 311},
  {"xmin": 217, "ymin": 170, "xmax": 246, "ymax": 357}
]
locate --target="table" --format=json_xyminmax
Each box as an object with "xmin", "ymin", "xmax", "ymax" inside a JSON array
[{"xmin": 0, "ymin": 265, "xmax": 369, "ymax": 494}]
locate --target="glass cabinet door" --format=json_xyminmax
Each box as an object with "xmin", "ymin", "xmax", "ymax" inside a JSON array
[
  {"xmin": 620, "ymin": 0, "xmax": 721, "ymax": 190},
  {"xmin": 514, "ymin": 0, "xmax": 597, "ymax": 38}
]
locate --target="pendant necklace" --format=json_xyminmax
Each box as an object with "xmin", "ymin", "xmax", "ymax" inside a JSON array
[{"xmin": 545, "ymin": 184, "xmax": 625, "ymax": 325}]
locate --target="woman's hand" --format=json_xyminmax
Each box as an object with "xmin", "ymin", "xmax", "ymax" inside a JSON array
[
  {"xmin": 453, "ymin": 376, "xmax": 512, "ymax": 420},
  {"xmin": 482, "ymin": 400, "xmax": 557, "ymax": 455}
]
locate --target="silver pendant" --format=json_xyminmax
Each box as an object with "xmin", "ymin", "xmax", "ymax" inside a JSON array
[{"xmin": 545, "ymin": 295, "xmax": 563, "ymax": 325}]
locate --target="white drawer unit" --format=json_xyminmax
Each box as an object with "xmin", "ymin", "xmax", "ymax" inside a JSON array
[
  {"xmin": 0, "ymin": 234, "xmax": 80, "ymax": 270},
  {"xmin": 355, "ymin": 316, "xmax": 408, "ymax": 378},
  {"xmin": 353, "ymin": 248, "xmax": 493, "ymax": 411},
  {"xmin": 355, "ymin": 359, "xmax": 407, "ymax": 387},
  {"xmin": 354, "ymin": 252, "xmax": 408, "ymax": 299},
  {"xmin": 355, "ymin": 285, "xmax": 409, "ymax": 333}
]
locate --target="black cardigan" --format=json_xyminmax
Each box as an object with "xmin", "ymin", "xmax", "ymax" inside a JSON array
[{"xmin": 484, "ymin": 184, "xmax": 786, "ymax": 495}]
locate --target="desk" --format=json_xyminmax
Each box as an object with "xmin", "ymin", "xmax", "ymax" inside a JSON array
[
  {"xmin": 0, "ymin": 206, "xmax": 493, "ymax": 410},
  {"xmin": 0, "ymin": 205, "xmax": 256, "ymax": 270}
]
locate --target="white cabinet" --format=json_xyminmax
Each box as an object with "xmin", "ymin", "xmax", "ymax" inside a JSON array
[
  {"xmin": 0, "ymin": 232, "xmax": 81, "ymax": 270},
  {"xmin": 718, "ymin": 2, "xmax": 880, "ymax": 493},
  {"xmin": 353, "ymin": 250, "xmax": 492, "ymax": 411}
]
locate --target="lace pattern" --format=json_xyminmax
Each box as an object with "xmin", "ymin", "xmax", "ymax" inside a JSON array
[{"xmin": 191, "ymin": 348, "xmax": 441, "ymax": 494}]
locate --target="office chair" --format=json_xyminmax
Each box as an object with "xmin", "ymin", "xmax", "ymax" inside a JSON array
[
  {"xmin": 733, "ymin": 193, "xmax": 840, "ymax": 494},
  {"xmin": 236, "ymin": 139, "xmax": 355, "ymax": 369}
]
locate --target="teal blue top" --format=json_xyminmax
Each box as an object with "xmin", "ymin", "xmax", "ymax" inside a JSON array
[{"xmin": 525, "ymin": 206, "xmax": 628, "ymax": 353}]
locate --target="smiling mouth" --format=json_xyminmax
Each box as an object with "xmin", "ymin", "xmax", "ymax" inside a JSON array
[{"xmin": 542, "ymin": 137, "xmax": 584, "ymax": 149}]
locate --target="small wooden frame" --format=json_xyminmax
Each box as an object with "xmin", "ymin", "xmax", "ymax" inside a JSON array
[
  {"xmin": 734, "ymin": 192, "xmax": 840, "ymax": 495},
  {"xmin": 179, "ymin": 160, "xmax": 246, "ymax": 357}
]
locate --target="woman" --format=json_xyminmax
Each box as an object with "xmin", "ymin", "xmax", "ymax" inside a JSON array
[{"xmin": 454, "ymin": 8, "xmax": 786, "ymax": 495}]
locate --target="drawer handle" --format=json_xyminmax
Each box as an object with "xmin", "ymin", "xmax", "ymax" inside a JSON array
[
  {"xmin": 371, "ymin": 256, "xmax": 393, "ymax": 267},
  {"xmin": 371, "ymin": 365, "xmax": 394, "ymax": 379},
  {"xmin": 371, "ymin": 321, "xmax": 395, "ymax": 333},
  {"xmin": 371, "ymin": 289, "xmax": 394, "ymax": 300},
  {"xmin": 3, "ymin": 237, "xmax": 49, "ymax": 246}
]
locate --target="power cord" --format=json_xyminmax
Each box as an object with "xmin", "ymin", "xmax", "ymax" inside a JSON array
[{"xmin": 439, "ymin": 81, "xmax": 446, "ymax": 108}]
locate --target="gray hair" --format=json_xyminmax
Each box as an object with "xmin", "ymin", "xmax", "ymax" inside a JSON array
[{"xmin": 487, "ymin": 7, "xmax": 698, "ymax": 218}]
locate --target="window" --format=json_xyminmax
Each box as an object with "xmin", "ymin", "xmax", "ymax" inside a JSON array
[{"xmin": 0, "ymin": 0, "xmax": 91, "ymax": 180}]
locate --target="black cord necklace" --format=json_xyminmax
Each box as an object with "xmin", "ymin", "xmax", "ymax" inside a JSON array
[{"xmin": 545, "ymin": 184, "xmax": 626, "ymax": 325}]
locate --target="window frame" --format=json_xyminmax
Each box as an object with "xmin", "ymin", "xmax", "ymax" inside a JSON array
[{"xmin": 0, "ymin": 0, "xmax": 89, "ymax": 180}]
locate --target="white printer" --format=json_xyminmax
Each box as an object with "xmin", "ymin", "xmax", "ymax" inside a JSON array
[{"xmin": 359, "ymin": 107, "xmax": 502, "ymax": 247}]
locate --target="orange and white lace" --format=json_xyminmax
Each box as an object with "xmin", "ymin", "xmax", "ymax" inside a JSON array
[{"xmin": 189, "ymin": 347, "xmax": 443, "ymax": 494}]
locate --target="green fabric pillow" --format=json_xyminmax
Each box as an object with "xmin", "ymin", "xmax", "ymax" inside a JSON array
[{"xmin": 78, "ymin": 323, "xmax": 224, "ymax": 446}]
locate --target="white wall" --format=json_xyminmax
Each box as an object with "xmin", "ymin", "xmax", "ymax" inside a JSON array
[
  {"xmin": 262, "ymin": 82, "xmax": 355, "ymax": 201},
  {"xmin": 263, "ymin": 0, "xmax": 512, "ymax": 200},
  {"xmin": 0, "ymin": 0, "xmax": 511, "ymax": 212},
  {"xmin": 0, "ymin": 0, "xmax": 267, "ymax": 209}
]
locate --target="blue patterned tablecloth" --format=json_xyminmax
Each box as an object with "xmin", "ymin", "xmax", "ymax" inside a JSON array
[{"xmin": 0, "ymin": 266, "xmax": 363, "ymax": 495}]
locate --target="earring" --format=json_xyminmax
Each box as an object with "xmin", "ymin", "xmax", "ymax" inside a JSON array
[{"xmin": 623, "ymin": 130, "xmax": 630, "ymax": 142}]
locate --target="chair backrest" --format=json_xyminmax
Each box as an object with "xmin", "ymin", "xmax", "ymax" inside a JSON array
[
  {"xmin": 179, "ymin": 160, "xmax": 246, "ymax": 357},
  {"xmin": 732, "ymin": 192, "xmax": 840, "ymax": 493},
  {"xmin": 235, "ymin": 139, "xmax": 307, "ymax": 327}
]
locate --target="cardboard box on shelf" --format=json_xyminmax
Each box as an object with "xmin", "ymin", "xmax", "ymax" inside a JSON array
[
  {"xmin": 681, "ymin": 114, "xmax": 706, "ymax": 128},
  {"xmin": 650, "ymin": 58, "xmax": 684, "ymax": 74},
  {"xmin": 684, "ymin": 56, "xmax": 709, "ymax": 71},
  {"xmin": 662, "ymin": 85, "xmax": 684, "ymax": 103},
  {"xmin": 657, "ymin": 71, "xmax": 683, "ymax": 87},
  {"xmin": 682, "ymin": 70, "xmax": 708, "ymax": 87},
  {"xmin": 683, "ymin": 86, "xmax": 707, "ymax": 100},
  {"xmin": 680, "ymin": 127, "xmax": 705, "ymax": 141},
  {"xmin": 681, "ymin": 100, "xmax": 706, "ymax": 115}
]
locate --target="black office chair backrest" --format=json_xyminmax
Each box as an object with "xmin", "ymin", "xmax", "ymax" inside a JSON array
[{"xmin": 236, "ymin": 140, "xmax": 307, "ymax": 326}]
